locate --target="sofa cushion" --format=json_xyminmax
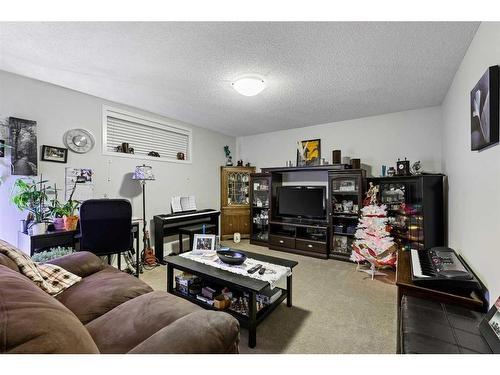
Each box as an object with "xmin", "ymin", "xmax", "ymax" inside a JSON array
[
  {"xmin": 85, "ymin": 291, "xmax": 203, "ymax": 353},
  {"xmin": 47, "ymin": 251, "xmax": 106, "ymax": 278},
  {"xmin": 55, "ymin": 266, "xmax": 152, "ymax": 324},
  {"xmin": 128, "ymin": 310, "xmax": 240, "ymax": 354},
  {"xmin": 0, "ymin": 265, "xmax": 99, "ymax": 354}
]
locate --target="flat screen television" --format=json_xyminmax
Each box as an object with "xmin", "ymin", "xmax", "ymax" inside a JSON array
[{"xmin": 277, "ymin": 186, "xmax": 326, "ymax": 220}]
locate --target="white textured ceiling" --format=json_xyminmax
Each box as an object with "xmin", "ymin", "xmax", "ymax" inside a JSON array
[{"xmin": 0, "ymin": 22, "xmax": 479, "ymax": 136}]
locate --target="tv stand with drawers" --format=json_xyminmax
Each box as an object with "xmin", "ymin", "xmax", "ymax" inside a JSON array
[{"xmin": 258, "ymin": 165, "xmax": 366, "ymax": 260}]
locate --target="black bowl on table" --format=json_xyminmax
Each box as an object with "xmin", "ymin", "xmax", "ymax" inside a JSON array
[{"xmin": 217, "ymin": 249, "xmax": 247, "ymax": 265}]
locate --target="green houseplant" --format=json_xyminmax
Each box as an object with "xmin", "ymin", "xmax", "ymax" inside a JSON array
[{"xmin": 11, "ymin": 176, "xmax": 51, "ymax": 234}]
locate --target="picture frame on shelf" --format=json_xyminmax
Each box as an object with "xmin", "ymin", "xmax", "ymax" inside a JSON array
[
  {"xmin": 41, "ymin": 145, "xmax": 68, "ymax": 163},
  {"xmin": 296, "ymin": 138, "xmax": 321, "ymax": 166}
]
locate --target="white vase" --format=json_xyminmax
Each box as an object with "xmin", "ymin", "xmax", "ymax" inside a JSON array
[
  {"xmin": 233, "ymin": 232, "xmax": 241, "ymax": 243},
  {"xmin": 30, "ymin": 222, "xmax": 47, "ymax": 235}
]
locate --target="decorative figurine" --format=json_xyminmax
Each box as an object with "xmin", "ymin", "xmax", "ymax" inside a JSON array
[
  {"xmin": 363, "ymin": 182, "xmax": 379, "ymax": 206},
  {"xmin": 223, "ymin": 145, "xmax": 233, "ymax": 166},
  {"xmin": 411, "ymin": 160, "xmax": 422, "ymax": 175},
  {"xmin": 237, "ymin": 159, "xmax": 243, "ymax": 166},
  {"xmin": 387, "ymin": 166, "xmax": 396, "ymax": 177}
]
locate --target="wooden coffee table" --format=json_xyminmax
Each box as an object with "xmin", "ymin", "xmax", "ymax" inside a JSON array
[{"xmin": 165, "ymin": 250, "xmax": 298, "ymax": 348}]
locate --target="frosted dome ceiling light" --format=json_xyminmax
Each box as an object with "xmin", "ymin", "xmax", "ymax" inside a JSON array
[{"xmin": 232, "ymin": 77, "xmax": 266, "ymax": 96}]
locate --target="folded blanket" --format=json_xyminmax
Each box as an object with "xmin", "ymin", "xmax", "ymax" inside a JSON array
[{"xmin": 0, "ymin": 239, "xmax": 81, "ymax": 296}]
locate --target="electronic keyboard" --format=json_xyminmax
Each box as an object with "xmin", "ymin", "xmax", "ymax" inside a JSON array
[{"xmin": 410, "ymin": 247, "xmax": 481, "ymax": 292}]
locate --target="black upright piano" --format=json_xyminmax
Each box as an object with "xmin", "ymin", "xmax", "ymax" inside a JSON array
[{"xmin": 153, "ymin": 209, "xmax": 220, "ymax": 264}]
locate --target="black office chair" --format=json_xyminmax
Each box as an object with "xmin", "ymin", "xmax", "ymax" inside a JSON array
[{"xmin": 79, "ymin": 199, "xmax": 133, "ymax": 271}]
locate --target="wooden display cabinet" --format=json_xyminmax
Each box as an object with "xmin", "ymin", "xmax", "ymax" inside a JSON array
[{"xmin": 220, "ymin": 166, "xmax": 256, "ymax": 240}]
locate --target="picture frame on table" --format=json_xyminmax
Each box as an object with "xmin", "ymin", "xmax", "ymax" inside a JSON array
[
  {"xmin": 192, "ymin": 234, "xmax": 216, "ymax": 255},
  {"xmin": 41, "ymin": 145, "xmax": 68, "ymax": 163}
]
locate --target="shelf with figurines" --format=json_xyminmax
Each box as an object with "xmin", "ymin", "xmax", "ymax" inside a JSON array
[
  {"xmin": 250, "ymin": 172, "xmax": 272, "ymax": 246},
  {"xmin": 328, "ymin": 169, "xmax": 366, "ymax": 260}
]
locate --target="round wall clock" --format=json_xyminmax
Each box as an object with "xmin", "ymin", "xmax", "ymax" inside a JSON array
[{"xmin": 63, "ymin": 129, "xmax": 95, "ymax": 154}]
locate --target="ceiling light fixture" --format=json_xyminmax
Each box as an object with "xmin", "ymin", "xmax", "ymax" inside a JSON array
[{"xmin": 232, "ymin": 77, "xmax": 266, "ymax": 96}]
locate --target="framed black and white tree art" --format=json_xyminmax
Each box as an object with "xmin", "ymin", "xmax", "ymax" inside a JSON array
[{"xmin": 9, "ymin": 117, "xmax": 38, "ymax": 175}]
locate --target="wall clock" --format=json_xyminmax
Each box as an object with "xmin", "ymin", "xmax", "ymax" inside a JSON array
[{"xmin": 63, "ymin": 129, "xmax": 95, "ymax": 154}]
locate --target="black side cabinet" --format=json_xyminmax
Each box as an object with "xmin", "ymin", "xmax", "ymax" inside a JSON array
[{"xmin": 369, "ymin": 175, "xmax": 445, "ymax": 251}]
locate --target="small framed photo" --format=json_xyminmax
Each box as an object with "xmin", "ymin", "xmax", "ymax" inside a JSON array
[
  {"xmin": 41, "ymin": 145, "xmax": 68, "ymax": 163},
  {"xmin": 192, "ymin": 234, "xmax": 216, "ymax": 255}
]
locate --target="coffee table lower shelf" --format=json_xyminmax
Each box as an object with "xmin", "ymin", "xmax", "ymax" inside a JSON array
[
  {"xmin": 166, "ymin": 263, "xmax": 293, "ymax": 348},
  {"xmin": 171, "ymin": 288, "xmax": 288, "ymax": 327}
]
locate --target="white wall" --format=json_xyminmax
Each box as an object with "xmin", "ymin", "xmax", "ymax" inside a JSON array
[
  {"xmin": 0, "ymin": 71, "xmax": 235, "ymax": 255},
  {"xmin": 441, "ymin": 22, "xmax": 500, "ymax": 304},
  {"xmin": 237, "ymin": 106, "xmax": 443, "ymax": 177}
]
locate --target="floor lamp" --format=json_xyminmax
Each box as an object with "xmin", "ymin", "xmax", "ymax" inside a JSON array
[{"xmin": 132, "ymin": 164, "xmax": 155, "ymax": 260}]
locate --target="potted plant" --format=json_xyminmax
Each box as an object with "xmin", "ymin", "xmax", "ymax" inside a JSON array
[
  {"xmin": 11, "ymin": 176, "xmax": 51, "ymax": 235},
  {"xmin": 47, "ymin": 183, "xmax": 67, "ymax": 230},
  {"xmin": 62, "ymin": 181, "xmax": 80, "ymax": 231},
  {"xmin": 48, "ymin": 201, "xmax": 66, "ymax": 230}
]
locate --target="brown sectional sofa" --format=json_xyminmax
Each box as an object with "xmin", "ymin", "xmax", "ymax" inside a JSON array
[{"xmin": 0, "ymin": 250, "xmax": 240, "ymax": 354}]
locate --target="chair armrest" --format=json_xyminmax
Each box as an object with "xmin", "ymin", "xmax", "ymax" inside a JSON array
[
  {"xmin": 128, "ymin": 310, "xmax": 240, "ymax": 354},
  {"xmin": 46, "ymin": 251, "xmax": 105, "ymax": 278}
]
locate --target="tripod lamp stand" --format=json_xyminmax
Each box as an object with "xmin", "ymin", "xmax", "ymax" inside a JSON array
[{"xmin": 132, "ymin": 164, "xmax": 155, "ymax": 256}]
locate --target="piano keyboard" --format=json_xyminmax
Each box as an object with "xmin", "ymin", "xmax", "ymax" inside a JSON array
[
  {"xmin": 409, "ymin": 247, "xmax": 481, "ymax": 292},
  {"xmin": 159, "ymin": 209, "xmax": 220, "ymax": 220},
  {"xmin": 410, "ymin": 249, "xmax": 431, "ymax": 278}
]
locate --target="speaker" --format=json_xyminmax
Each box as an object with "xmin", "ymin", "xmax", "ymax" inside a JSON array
[
  {"xmin": 332, "ymin": 150, "xmax": 341, "ymax": 164},
  {"xmin": 351, "ymin": 158, "xmax": 361, "ymax": 169}
]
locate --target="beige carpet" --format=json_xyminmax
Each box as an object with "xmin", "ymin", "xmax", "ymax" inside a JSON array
[{"xmin": 141, "ymin": 240, "xmax": 397, "ymax": 354}]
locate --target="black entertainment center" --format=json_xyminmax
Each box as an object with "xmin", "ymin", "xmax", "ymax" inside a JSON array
[
  {"xmin": 255, "ymin": 165, "xmax": 445, "ymax": 261},
  {"xmin": 261, "ymin": 165, "xmax": 357, "ymax": 259}
]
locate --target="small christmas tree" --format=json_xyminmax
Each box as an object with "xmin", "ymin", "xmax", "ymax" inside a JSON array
[{"xmin": 351, "ymin": 182, "xmax": 396, "ymax": 279}]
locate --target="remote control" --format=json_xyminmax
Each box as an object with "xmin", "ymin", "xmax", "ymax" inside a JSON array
[
  {"xmin": 258, "ymin": 267, "xmax": 266, "ymax": 275},
  {"xmin": 247, "ymin": 264, "xmax": 262, "ymax": 274}
]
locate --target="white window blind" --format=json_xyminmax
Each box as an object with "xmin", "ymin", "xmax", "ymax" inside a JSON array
[{"xmin": 102, "ymin": 106, "xmax": 192, "ymax": 162}]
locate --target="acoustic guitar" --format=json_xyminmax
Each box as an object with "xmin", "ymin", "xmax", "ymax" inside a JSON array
[{"xmin": 142, "ymin": 229, "xmax": 158, "ymax": 266}]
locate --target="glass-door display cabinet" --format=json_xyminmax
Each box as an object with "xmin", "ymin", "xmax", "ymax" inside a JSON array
[
  {"xmin": 249, "ymin": 173, "xmax": 271, "ymax": 246},
  {"xmin": 220, "ymin": 166, "xmax": 256, "ymax": 240},
  {"xmin": 369, "ymin": 175, "xmax": 444, "ymax": 251},
  {"xmin": 329, "ymin": 169, "xmax": 366, "ymax": 261}
]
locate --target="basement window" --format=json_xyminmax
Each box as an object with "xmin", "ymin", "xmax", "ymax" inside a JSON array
[{"xmin": 102, "ymin": 105, "xmax": 192, "ymax": 163}]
